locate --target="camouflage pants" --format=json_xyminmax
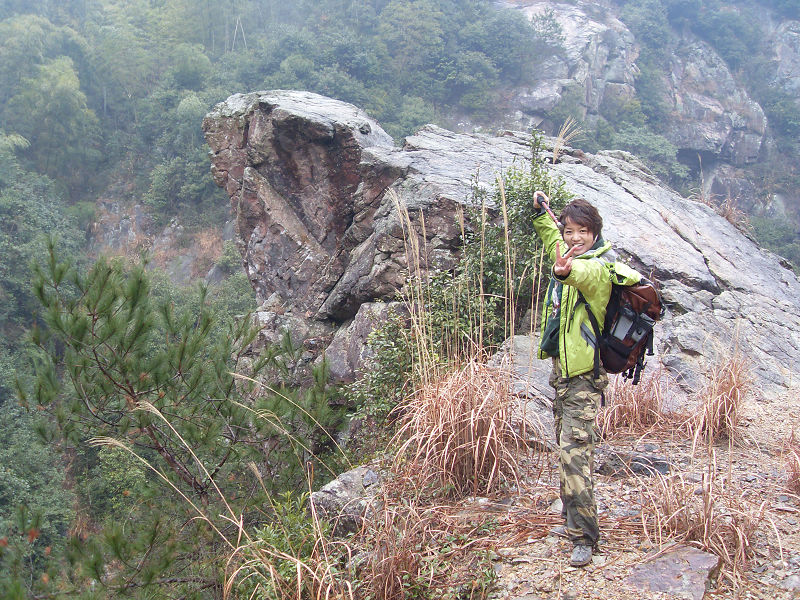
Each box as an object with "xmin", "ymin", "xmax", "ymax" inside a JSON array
[{"xmin": 550, "ymin": 359, "xmax": 608, "ymax": 546}]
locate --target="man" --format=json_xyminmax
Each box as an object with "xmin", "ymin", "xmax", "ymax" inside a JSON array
[{"xmin": 532, "ymin": 191, "xmax": 611, "ymax": 567}]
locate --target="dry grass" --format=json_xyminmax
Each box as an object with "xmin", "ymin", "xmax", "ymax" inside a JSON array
[
  {"xmin": 393, "ymin": 361, "xmax": 524, "ymax": 498},
  {"xmin": 353, "ymin": 479, "xmax": 499, "ymax": 600},
  {"xmin": 598, "ymin": 368, "xmax": 678, "ymax": 438},
  {"xmin": 355, "ymin": 493, "xmax": 437, "ymax": 600},
  {"xmin": 689, "ymin": 348, "xmax": 751, "ymax": 449},
  {"xmin": 784, "ymin": 430, "xmax": 800, "ymax": 494},
  {"xmin": 638, "ymin": 460, "xmax": 766, "ymax": 585},
  {"xmin": 551, "ymin": 116, "xmax": 583, "ymax": 164}
]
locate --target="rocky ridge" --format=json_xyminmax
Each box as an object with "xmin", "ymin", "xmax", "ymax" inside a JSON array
[
  {"xmin": 203, "ymin": 90, "xmax": 800, "ymax": 399},
  {"xmin": 495, "ymin": 1, "xmax": 769, "ymax": 170}
]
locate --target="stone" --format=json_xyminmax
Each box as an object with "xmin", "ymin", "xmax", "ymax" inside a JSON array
[
  {"xmin": 782, "ymin": 574, "xmax": 800, "ymax": 590},
  {"xmin": 549, "ymin": 498, "xmax": 563, "ymax": 515},
  {"xmin": 321, "ymin": 301, "xmax": 405, "ymax": 384},
  {"xmin": 626, "ymin": 545, "xmax": 721, "ymax": 600},
  {"xmin": 309, "ymin": 466, "xmax": 382, "ymax": 535},
  {"xmin": 596, "ymin": 449, "xmax": 672, "ymax": 477},
  {"xmin": 489, "ymin": 335, "xmax": 556, "ymax": 450}
]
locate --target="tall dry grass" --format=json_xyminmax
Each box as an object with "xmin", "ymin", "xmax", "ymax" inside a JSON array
[
  {"xmin": 551, "ymin": 116, "xmax": 582, "ymax": 164},
  {"xmin": 598, "ymin": 368, "xmax": 677, "ymax": 438},
  {"xmin": 689, "ymin": 347, "xmax": 751, "ymax": 450},
  {"xmin": 393, "ymin": 362, "xmax": 523, "ymax": 498},
  {"xmin": 355, "ymin": 493, "xmax": 435, "ymax": 600},
  {"xmin": 638, "ymin": 458, "xmax": 766, "ymax": 585},
  {"xmin": 352, "ymin": 482, "xmax": 499, "ymax": 600}
]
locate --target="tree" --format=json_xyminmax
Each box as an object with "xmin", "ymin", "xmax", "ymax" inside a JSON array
[
  {"xmin": 378, "ymin": 0, "xmax": 445, "ymax": 93},
  {"xmin": 19, "ymin": 247, "xmax": 344, "ymax": 596},
  {"xmin": 5, "ymin": 56, "xmax": 100, "ymax": 187}
]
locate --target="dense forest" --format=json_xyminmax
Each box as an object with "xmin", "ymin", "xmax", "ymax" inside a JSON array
[{"xmin": 1, "ymin": 0, "xmax": 799, "ymax": 597}]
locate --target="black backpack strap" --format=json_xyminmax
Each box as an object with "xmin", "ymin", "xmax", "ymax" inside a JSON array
[{"xmin": 576, "ymin": 291, "xmax": 602, "ymax": 381}]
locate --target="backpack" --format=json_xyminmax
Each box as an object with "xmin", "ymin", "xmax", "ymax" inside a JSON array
[{"xmin": 578, "ymin": 265, "xmax": 664, "ymax": 385}]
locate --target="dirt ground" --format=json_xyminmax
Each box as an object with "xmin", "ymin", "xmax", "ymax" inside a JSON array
[{"xmin": 478, "ymin": 388, "xmax": 800, "ymax": 600}]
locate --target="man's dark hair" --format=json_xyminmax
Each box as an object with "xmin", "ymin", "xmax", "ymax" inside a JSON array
[{"xmin": 559, "ymin": 198, "xmax": 603, "ymax": 237}]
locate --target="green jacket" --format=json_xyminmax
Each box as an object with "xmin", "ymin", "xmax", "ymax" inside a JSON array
[{"xmin": 533, "ymin": 212, "xmax": 639, "ymax": 379}]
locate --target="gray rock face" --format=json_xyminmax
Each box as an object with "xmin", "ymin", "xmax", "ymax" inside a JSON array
[
  {"xmin": 495, "ymin": 2, "xmax": 766, "ymax": 168},
  {"xmin": 322, "ymin": 301, "xmax": 405, "ymax": 383},
  {"xmin": 626, "ymin": 545, "xmax": 720, "ymax": 600},
  {"xmin": 774, "ymin": 20, "xmax": 800, "ymax": 96},
  {"xmin": 204, "ymin": 90, "xmax": 800, "ymax": 396},
  {"xmin": 497, "ymin": 0, "xmax": 638, "ymax": 129},
  {"xmin": 665, "ymin": 40, "xmax": 766, "ymax": 166}
]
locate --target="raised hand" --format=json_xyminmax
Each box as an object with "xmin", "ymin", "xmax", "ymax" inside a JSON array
[
  {"xmin": 533, "ymin": 190, "xmax": 549, "ymax": 209},
  {"xmin": 554, "ymin": 242, "xmax": 576, "ymax": 277}
]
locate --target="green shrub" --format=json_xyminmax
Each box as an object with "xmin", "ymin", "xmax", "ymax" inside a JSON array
[
  {"xmin": 750, "ymin": 215, "xmax": 800, "ymax": 272},
  {"xmin": 610, "ymin": 125, "xmax": 690, "ymax": 184},
  {"xmin": 349, "ymin": 309, "xmax": 414, "ymax": 422}
]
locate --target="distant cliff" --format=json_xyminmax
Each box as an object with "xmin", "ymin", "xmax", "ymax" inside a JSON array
[
  {"xmin": 489, "ymin": 0, "xmax": 800, "ymax": 223},
  {"xmin": 203, "ymin": 90, "xmax": 800, "ymax": 398}
]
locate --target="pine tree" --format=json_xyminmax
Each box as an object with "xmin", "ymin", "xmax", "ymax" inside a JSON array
[{"xmin": 11, "ymin": 241, "xmax": 344, "ymax": 598}]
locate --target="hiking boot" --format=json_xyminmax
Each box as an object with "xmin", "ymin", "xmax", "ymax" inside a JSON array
[
  {"xmin": 570, "ymin": 544, "xmax": 592, "ymax": 567},
  {"xmin": 549, "ymin": 525, "xmax": 568, "ymax": 538}
]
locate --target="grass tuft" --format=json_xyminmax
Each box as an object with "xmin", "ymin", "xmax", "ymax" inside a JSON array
[
  {"xmin": 689, "ymin": 348, "xmax": 751, "ymax": 449},
  {"xmin": 785, "ymin": 430, "xmax": 800, "ymax": 495},
  {"xmin": 638, "ymin": 460, "xmax": 765, "ymax": 585},
  {"xmin": 393, "ymin": 361, "xmax": 523, "ymax": 498},
  {"xmin": 599, "ymin": 368, "xmax": 676, "ymax": 438}
]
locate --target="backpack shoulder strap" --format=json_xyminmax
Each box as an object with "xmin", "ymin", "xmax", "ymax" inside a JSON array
[{"xmin": 576, "ymin": 289, "xmax": 603, "ymax": 381}]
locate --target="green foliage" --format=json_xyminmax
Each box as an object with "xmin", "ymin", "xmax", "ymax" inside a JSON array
[
  {"xmin": 621, "ymin": 0, "xmax": 671, "ymax": 54},
  {"xmin": 448, "ymin": 135, "xmax": 571, "ymax": 351},
  {"xmin": 610, "ymin": 125, "xmax": 690, "ymax": 184},
  {"xmin": 144, "ymin": 146, "xmax": 228, "ymax": 225},
  {"xmin": 0, "ymin": 405, "xmax": 74, "ymax": 582},
  {"xmin": 349, "ymin": 309, "xmax": 414, "ymax": 421},
  {"xmin": 216, "ymin": 240, "xmax": 243, "ymax": 274},
  {"xmin": 5, "ymin": 56, "xmax": 101, "ymax": 188},
  {"xmin": 0, "ymin": 143, "xmax": 84, "ymax": 348},
  {"xmin": 691, "ymin": 5, "xmax": 761, "ymax": 71},
  {"xmin": 17, "ymin": 244, "xmax": 345, "ymax": 596},
  {"xmin": 750, "ymin": 215, "xmax": 800, "ymax": 272},
  {"xmin": 545, "ymin": 82, "xmax": 587, "ymax": 131},
  {"xmin": 243, "ymin": 491, "xmax": 336, "ymax": 600},
  {"xmin": 530, "ymin": 8, "xmax": 566, "ymax": 55}
]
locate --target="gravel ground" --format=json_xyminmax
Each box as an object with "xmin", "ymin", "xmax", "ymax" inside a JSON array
[{"xmin": 480, "ymin": 389, "xmax": 800, "ymax": 600}]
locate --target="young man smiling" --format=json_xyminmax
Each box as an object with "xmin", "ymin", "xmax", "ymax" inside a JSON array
[{"xmin": 532, "ymin": 191, "xmax": 614, "ymax": 567}]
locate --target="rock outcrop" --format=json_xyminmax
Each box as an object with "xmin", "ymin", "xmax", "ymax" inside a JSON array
[
  {"xmin": 204, "ymin": 90, "xmax": 800, "ymax": 397},
  {"xmin": 496, "ymin": 0, "xmax": 638, "ymax": 130},
  {"xmin": 495, "ymin": 1, "xmax": 767, "ymax": 167},
  {"xmin": 665, "ymin": 40, "xmax": 766, "ymax": 166}
]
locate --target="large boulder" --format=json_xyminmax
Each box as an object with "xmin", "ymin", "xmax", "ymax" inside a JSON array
[{"xmin": 204, "ymin": 90, "xmax": 800, "ymax": 397}]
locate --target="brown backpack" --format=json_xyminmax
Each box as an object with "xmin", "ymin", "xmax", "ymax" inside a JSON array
[{"xmin": 579, "ymin": 274, "xmax": 664, "ymax": 385}]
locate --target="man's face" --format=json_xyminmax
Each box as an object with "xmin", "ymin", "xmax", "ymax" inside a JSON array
[{"xmin": 562, "ymin": 218, "xmax": 595, "ymax": 256}]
